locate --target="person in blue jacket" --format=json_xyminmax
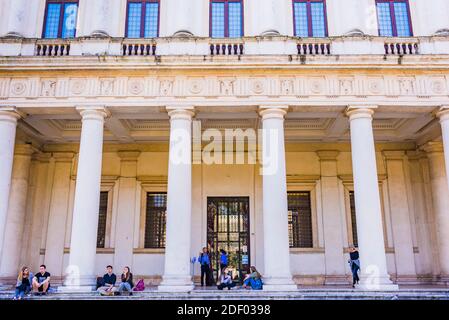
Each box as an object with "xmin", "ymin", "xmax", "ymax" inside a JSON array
[
  {"xmin": 219, "ymin": 249, "xmax": 228, "ymax": 272},
  {"xmin": 198, "ymin": 247, "xmax": 212, "ymax": 286}
]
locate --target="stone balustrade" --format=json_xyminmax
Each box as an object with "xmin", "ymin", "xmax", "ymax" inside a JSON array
[{"xmin": 1, "ymin": 36, "xmax": 449, "ymax": 57}]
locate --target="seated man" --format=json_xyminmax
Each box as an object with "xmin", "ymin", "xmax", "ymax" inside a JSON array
[
  {"xmin": 32, "ymin": 265, "xmax": 51, "ymax": 295},
  {"xmin": 97, "ymin": 265, "xmax": 117, "ymax": 296}
]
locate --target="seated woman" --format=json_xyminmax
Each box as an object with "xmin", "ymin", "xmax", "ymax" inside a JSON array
[
  {"xmin": 242, "ymin": 266, "xmax": 263, "ymax": 290},
  {"xmin": 116, "ymin": 266, "xmax": 134, "ymax": 295},
  {"xmin": 13, "ymin": 267, "xmax": 33, "ymax": 300},
  {"xmin": 217, "ymin": 268, "xmax": 235, "ymax": 290}
]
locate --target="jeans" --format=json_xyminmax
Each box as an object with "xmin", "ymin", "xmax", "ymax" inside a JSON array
[
  {"xmin": 14, "ymin": 288, "xmax": 25, "ymax": 299},
  {"xmin": 217, "ymin": 282, "xmax": 235, "ymax": 290},
  {"xmin": 351, "ymin": 264, "xmax": 360, "ymax": 285},
  {"xmin": 118, "ymin": 282, "xmax": 132, "ymax": 292},
  {"xmin": 200, "ymin": 265, "xmax": 211, "ymax": 286},
  {"xmin": 243, "ymin": 278, "xmax": 263, "ymax": 290}
]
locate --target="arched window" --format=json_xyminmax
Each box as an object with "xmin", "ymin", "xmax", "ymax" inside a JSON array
[
  {"xmin": 210, "ymin": 0, "xmax": 244, "ymax": 38},
  {"xmin": 376, "ymin": 0, "xmax": 413, "ymax": 37},
  {"xmin": 293, "ymin": 0, "xmax": 328, "ymax": 37},
  {"xmin": 43, "ymin": 0, "xmax": 79, "ymax": 39},
  {"xmin": 126, "ymin": 0, "xmax": 160, "ymax": 38}
]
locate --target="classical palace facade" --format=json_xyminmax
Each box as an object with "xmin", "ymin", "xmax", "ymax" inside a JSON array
[{"xmin": 0, "ymin": 0, "xmax": 449, "ymax": 291}]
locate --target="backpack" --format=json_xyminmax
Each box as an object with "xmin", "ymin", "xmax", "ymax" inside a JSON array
[{"xmin": 133, "ymin": 279, "xmax": 145, "ymax": 291}]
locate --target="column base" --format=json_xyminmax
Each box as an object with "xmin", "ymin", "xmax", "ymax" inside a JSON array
[
  {"xmin": 355, "ymin": 276, "xmax": 399, "ymax": 291},
  {"xmin": 324, "ymin": 275, "xmax": 351, "ymax": 286},
  {"xmin": 158, "ymin": 275, "xmax": 194, "ymax": 292},
  {"xmin": 59, "ymin": 275, "xmax": 96, "ymax": 292},
  {"xmin": 262, "ymin": 276, "xmax": 298, "ymax": 292}
]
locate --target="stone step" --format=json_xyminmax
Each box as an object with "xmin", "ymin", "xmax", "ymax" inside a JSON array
[{"xmin": 1, "ymin": 288, "xmax": 448, "ymax": 300}]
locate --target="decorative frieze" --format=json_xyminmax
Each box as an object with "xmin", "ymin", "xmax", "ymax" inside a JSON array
[{"xmin": 1, "ymin": 74, "xmax": 449, "ymax": 101}]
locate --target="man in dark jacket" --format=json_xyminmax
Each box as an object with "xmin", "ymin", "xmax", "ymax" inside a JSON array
[{"xmin": 97, "ymin": 265, "xmax": 117, "ymax": 295}]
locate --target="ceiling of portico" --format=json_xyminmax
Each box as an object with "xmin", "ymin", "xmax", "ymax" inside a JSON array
[{"xmin": 15, "ymin": 104, "xmax": 442, "ymax": 149}]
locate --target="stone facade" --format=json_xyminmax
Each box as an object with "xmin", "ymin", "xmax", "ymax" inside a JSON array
[{"xmin": 0, "ymin": 0, "xmax": 449, "ymax": 291}]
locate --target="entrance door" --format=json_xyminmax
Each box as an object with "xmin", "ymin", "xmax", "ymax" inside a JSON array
[{"xmin": 207, "ymin": 197, "xmax": 250, "ymax": 284}]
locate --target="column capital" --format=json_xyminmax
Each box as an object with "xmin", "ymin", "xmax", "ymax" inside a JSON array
[
  {"xmin": 117, "ymin": 150, "xmax": 141, "ymax": 161},
  {"xmin": 421, "ymin": 142, "xmax": 444, "ymax": 154},
  {"xmin": 436, "ymin": 106, "xmax": 449, "ymax": 122},
  {"xmin": 382, "ymin": 150, "xmax": 406, "ymax": 161},
  {"xmin": 345, "ymin": 105, "xmax": 378, "ymax": 120},
  {"xmin": 259, "ymin": 105, "xmax": 288, "ymax": 120},
  {"xmin": 52, "ymin": 152, "xmax": 75, "ymax": 162},
  {"xmin": 405, "ymin": 150, "xmax": 427, "ymax": 161},
  {"xmin": 76, "ymin": 106, "xmax": 110, "ymax": 121},
  {"xmin": 166, "ymin": 106, "xmax": 195, "ymax": 120},
  {"xmin": 14, "ymin": 144, "xmax": 34, "ymax": 156},
  {"xmin": 0, "ymin": 106, "xmax": 23, "ymax": 123},
  {"xmin": 32, "ymin": 152, "xmax": 52, "ymax": 163},
  {"xmin": 316, "ymin": 150, "xmax": 340, "ymax": 161}
]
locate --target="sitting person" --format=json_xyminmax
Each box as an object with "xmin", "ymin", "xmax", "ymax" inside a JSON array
[
  {"xmin": 13, "ymin": 266, "xmax": 33, "ymax": 300},
  {"xmin": 242, "ymin": 266, "xmax": 263, "ymax": 290},
  {"xmin": 217, "ymin": 268, "xmax": 235, "ymax": 290},
  {"xmin": 32, "ymin": 265, "xmax": 51, "ymax": 295},
  {"xmin": 96, "ymin": 265, "xmax": 117, "ymax": 296},
  {"xmin": 116, "ymin": 266, "xmax": 134, "ymax": 295}
]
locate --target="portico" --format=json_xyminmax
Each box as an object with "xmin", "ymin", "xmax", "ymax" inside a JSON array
[{"xmin": 0, "ymin": 74, "xmax": 448, "ymax": 291}]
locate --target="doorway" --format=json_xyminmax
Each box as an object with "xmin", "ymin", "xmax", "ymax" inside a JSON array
[{"xmin": 206, "ymin": 197, "xmax": 250, "ymax": 284}]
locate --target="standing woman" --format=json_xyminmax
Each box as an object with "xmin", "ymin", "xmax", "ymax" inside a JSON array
[
  {"xmin": 13, "ymin": 267, "xmax": 33, "ymax": 300},
  {"xmin": 348, "ymin": 245, "xmax": 360, "ymax": 288},
  {"xmin": 117, "ymin": 266, "xmax": 134, "ymax": 295}
]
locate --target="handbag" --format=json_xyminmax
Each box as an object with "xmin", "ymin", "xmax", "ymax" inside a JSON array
[{"xmin": 133, "ymin": 279, "xmax": 145, "ymax": 291}]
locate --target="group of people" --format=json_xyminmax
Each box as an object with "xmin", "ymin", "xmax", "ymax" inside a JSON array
[
  {"xmin": 198, "ymin": 247, "xmax": 263, "ymax": 290},
  {"xmin": 12, "ymin": 246, "xmax": 360, "ymax": 299},
  {"xmin": 14, "ymin": 265, "xmax": 51, "ymax": 300}
]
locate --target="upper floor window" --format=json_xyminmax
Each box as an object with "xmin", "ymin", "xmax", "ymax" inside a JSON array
[
  {"xmin": 293, "ymin": 0, "xmax": 327, "ymax": 37},
  {"xmin": 210, "ymin": 0, "xmax": 244, "ymax": 38},
  {"xmin": 126, "ymin": 0, "xmax": 160, "ymax": 38},
  {"xmin": 376, "ymin": 0, "xmax": 412, "ymax": 37},
  {"xmin": 43, "ymin": 0, "xmax": 78, "ymax": 39}
]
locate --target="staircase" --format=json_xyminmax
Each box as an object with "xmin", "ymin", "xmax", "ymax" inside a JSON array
[{"xmin": 1, "ymin": 287, "xmax": 448, "ymax": 300}]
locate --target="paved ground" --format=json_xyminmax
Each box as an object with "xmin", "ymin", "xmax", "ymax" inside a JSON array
[{"xmin": 1, "ymin": 286, "xmax": 448, "ymax": 300}]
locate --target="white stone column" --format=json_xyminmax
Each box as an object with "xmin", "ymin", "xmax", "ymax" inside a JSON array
[
  {"xmin": 437, "ymin": 107, "xmax": 449, "ymax": 191},
  {"xmin": 0, "ymin": 107, "xmax": 20, "ymax": 271},
  {"xmin": 423, "ymin": 142, "xmax": 449, "ymax": 282},
  {"xmin": 259, "ymin": 106, "xmax": 296, "ymax": 291},
  {"xmin": 0, "ymin": 144, "xmax": 33, "ymax": 278},
  {"xmin": 158, "ymin": 107, "xmax": 195, "ymax": 292},
  {"xmin": 346, "ymin": 106, "xmax": 397, "ymax": 290},
  {"xmin": 317, "ymin": 151, "xmax": 347, "ymax": 285},
  {"xmin": 66, "ymin": 106, "xmax": 108, "ymax": 289},
  {"xmin": 114, "ymin": 151, "xmax": 140, "ymax": 270},
  {"xmin": 43, "ymin": 153, "xmax": 74, "ymax": 279},
  {"xmin": 383, "ymin": 151, "xmax": 417, "ymax": 282}
]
